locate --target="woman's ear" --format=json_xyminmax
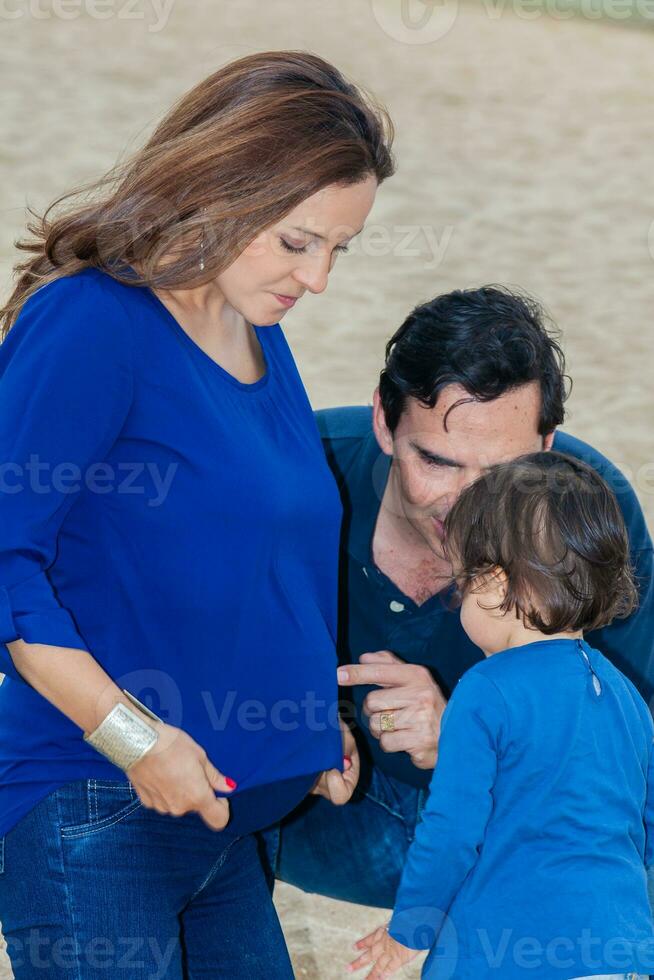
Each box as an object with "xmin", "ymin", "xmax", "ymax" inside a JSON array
[{"xmin": 372, "ymin": 387, "xmax": 394, "ymax": 456}]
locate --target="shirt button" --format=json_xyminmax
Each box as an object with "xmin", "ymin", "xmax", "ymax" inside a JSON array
[{"xmin": 389, "ymin": 600, "xmax": 405, "ymax": 613}]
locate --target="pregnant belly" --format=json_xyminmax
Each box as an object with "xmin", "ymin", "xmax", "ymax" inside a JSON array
[{"xmin": 224, "ymin": 770, "xmax": 319, "ymax": 837}]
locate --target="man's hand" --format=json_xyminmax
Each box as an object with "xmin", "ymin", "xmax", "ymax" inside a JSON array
[
  {"xmin": 310, "ymin": 713, "xmax": 360, "ymax": 805},
  {"xmin": 337, "ymin": 650, "xmax": 446, "ymax": 770},
  {"xmin": 347, "ymin": 922, "xmax": 419, "ymax": 977}
]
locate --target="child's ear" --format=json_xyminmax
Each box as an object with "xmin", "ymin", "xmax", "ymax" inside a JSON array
[{"xmin": 486, "ymin": 566, "xmax": 509, "ymax": 608}]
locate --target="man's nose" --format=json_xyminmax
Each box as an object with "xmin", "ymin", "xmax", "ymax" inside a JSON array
[{"xmin": 440, "ymin": 495, "xmax": 455, "ymax": 517}]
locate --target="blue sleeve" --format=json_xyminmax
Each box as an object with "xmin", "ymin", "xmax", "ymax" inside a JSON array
[
  {"xmin": 645, "ymin": 735, "xmax": 654, "ymax": 870},
  {"xmin": 387, "ymin": 670, "xmax": 508, "ymax": 950},
  {"xmin": 0, "ymin": 275, "xmax": 133, "ymax": 685}
]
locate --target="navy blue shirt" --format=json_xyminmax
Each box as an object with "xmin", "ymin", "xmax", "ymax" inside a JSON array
[
  {"xmin": 0, "ymin": 267, "xmax": 344, "ymax": 838},
  {"xmin": 388, "ymin": 638, "xmax": 654, "ymax": 978},
  {"xmin": 317, "ymin": 406, "xmax": 654, "ymax": 788}
]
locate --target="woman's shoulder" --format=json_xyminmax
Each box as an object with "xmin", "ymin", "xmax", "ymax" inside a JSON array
[
  {"xmin": 2, "ymin": 267, "xmax": 135, "ymax": 377},
  {"xmin": 28, "ymin": 265, "xmax": 136, "ymax": 318},
  {"xmin": 11, "ymin": 267, "xmax": 134, "ymax": 343}
]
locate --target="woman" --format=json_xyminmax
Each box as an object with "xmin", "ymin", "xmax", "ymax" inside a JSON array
[{"xmin": 0, "ymin": 51, "xmax": 394, "ymax": 977}]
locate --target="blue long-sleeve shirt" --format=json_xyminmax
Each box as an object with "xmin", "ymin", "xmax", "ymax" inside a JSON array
[
  {"xmin": 0, "ymin": 266, "xmax": 344, "ymax": 838},
  {"xmin": 388, "ymin": 637, "xmax": 654, "ymax": 979}
]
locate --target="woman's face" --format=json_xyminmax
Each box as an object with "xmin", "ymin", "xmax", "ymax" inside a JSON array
[{"xmin": 217, "ymin": 174, "xmax": 378, "ymax": 326}]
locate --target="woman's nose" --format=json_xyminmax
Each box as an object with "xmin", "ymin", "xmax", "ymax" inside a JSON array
[{"xmin": 294, "ymin": 257, "xmax": 331, "ymax": 295}]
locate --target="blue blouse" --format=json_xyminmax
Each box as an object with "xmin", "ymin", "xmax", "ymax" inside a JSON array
[{"xmin": 0, "ymin": 266, "xmax": 344, "ymax": 837}]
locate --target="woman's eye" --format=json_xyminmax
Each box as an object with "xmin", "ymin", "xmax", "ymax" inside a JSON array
[
  {"xmin": 279, "ymin": 238, "xmax": 306, "ymax": 254},
  {"xmin": 279, "ymin": 238, "xmax": 350, "ymax": 256}
]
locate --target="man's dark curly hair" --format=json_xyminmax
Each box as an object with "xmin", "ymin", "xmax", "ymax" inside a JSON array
[{"xmin": 378, "ymin": 285, "xmax": 570, "ymax": 433}]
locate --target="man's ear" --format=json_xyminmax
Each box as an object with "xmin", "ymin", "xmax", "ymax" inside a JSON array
[
  {"xmin": 543, "ymin": 429, "xmax": 556, "ymax": 452},
  {"xmin": 372, "ymin": 387, "xmax": 394, "ymax": 456}
]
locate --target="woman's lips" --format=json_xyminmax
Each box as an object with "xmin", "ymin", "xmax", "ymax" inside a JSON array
[{"xmin": 272, "ymin": 293, "xmax": 298, "ymax": 308}]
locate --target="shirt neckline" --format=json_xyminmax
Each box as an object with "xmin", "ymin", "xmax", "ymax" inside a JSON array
[
  {"xmin": 121, "ymin": 264, "xmax": 274, "ymax": 392},
  {"xmin": 496, "ymin": 636, "xmax": 585, "ymax": 655}
]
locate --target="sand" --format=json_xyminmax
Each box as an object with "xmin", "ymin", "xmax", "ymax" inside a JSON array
[{"xmin": 0, "ymin": 0, "xmax": 653, "ymax": 976}]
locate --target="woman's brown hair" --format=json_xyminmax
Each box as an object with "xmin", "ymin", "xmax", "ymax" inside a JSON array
[
  {"xmin": 1, "ymin": 50, "xmax": 395, "ymax": 339},
  {"xmin": 444, "ymin": 451, "xmax": 638, "ymax": 635}
]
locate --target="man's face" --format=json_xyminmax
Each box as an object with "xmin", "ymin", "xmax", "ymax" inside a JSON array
[{"xmin": 373, "ymin": 381, "xmax": 555, "ymax": 560}]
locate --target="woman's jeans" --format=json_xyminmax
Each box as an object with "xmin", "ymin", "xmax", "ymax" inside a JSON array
[{"xmin": 0, "ymin": 777, "xmax": 294, "ymax": 979}]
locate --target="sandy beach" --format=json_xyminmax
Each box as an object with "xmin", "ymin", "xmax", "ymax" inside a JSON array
[{"xmin": 1, "ymin": 0, "xmax": 653, "ymax": 976}]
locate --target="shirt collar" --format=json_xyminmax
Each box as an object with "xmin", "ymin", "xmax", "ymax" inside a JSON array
[
  {"xmin": 345, "ymin": 429, "xmax": 391, "ymax": 566},
  {"xmin": 498, "ymin": 637, "xmax": 585, "ymax": 654}
]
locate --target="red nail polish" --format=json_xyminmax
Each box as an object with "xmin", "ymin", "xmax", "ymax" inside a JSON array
[
  {"xmin": 225, "ymin": 777, "xmax": 237, "ymax": 789},
  {"xmin": 344, "ymin": 755, "xmax": 351, "ymax": 765}
]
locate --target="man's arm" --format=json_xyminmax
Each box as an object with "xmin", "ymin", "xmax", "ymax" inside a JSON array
[
  {"xmin": 555, "ymin": 431, "xmax": 654, "ymax": 706},
  {"xmin": 586, "ymin": 547, "xmax": 654, "ymax": 709}
]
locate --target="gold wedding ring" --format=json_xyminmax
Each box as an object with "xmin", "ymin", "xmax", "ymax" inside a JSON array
[{"xmin": 380, "ymin": 710, "xmax": 396, "ymax": 733}]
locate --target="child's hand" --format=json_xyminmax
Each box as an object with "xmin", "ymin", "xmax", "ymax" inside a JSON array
[{"xmin": 347, "ymin": 922, "xmax": 419, "ymax": 978}]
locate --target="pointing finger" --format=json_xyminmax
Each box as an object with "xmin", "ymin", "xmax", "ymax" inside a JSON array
[
  {"xmin": 359, "ymin": 650, "xmax": 403, "ymax": 664},
  {"xmin": 337, "ymin": 663, "xmax": 412, "ymax": 688}
]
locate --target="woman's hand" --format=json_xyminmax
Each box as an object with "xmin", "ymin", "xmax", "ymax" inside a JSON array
[
  {"xmin": 348, "ymin": 922, "xmax": 419, "ymax": 978},
  {"xmin": 310, "ymin": 714, "xmax": 360, "ymax": 805},
  {"xmin": 126, "ymin": 721, "xmax": 237, "ymax": 831}
]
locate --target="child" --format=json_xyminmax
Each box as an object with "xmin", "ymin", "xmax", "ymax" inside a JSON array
[{"xmin": 348, "ymin": 450, "xmax": 654, "ymax": 980}]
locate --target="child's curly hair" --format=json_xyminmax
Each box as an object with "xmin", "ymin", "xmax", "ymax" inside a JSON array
[{"xmin": 444, "ymin": 451, "xmax": 638, "ymax": 634}]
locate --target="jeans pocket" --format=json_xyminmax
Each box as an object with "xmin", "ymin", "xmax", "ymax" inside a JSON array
[{"xmin": 59, "ymin": 778, "xmax": 143, "ymax": 840}]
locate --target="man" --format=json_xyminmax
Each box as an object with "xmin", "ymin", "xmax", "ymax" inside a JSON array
[{"xmin": 262, "ymin": 285, "xmax": 654, "ymax": 910}]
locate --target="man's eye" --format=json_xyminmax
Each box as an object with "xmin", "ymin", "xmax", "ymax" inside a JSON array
[{"xmin": 279, "ymin": 238, "xmax": 306, "ymax": 254}]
